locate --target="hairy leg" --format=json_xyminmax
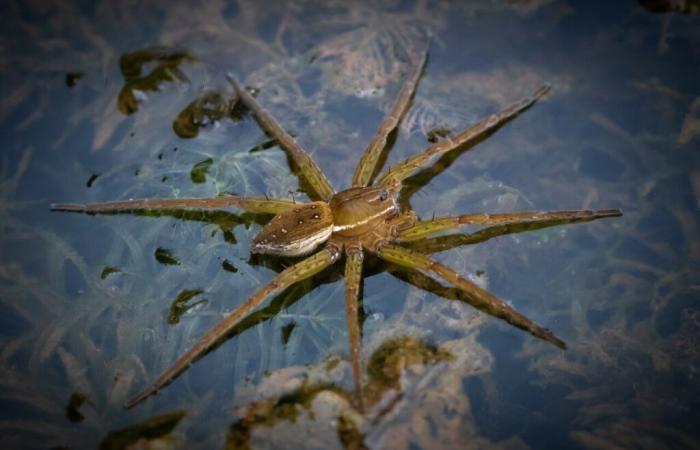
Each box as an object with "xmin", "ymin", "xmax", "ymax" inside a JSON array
[
  {"xmin": 352, "ymin": 39, "xmax": 430, "ymax": 187},
  {"xmin": 344, "ymin": 246, "xmax": 365, "ymax": 410},
  {"xmin": 375, "ymin": 244, "xmax": 566, "ymax": 349},
  {"xmin": 405, "ymin": 219, "xmax": 613, "ymax": 255},
  {"xmin": 126, "ymin": 246, "xmax": 341, "ymax": 408},
  {"xmin": 51, "ymin": 195, "xmax": 297, "ymax": 215},
  {"xmin": 226, "ymin": 76, "xmax": 335, "ymax": 201},
  {"xmin": 399, "ymin": 209, "xmax": 622, "ymax": 241},
  {"xmin": 378, "ymin": 84, "xmax": 551, "ymax": 186}
]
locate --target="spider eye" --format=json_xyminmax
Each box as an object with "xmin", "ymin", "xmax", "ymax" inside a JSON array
[{"xmin": 379, "ymin": 190, "xmax": 388, "ymax": 201}]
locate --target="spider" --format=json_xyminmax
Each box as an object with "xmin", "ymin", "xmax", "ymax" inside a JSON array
[{"xmin": 52, "ymin": 40, "xmax": 621, "ymax": 410}]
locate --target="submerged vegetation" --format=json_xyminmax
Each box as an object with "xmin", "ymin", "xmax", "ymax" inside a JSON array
[
  {"xmin": 117, "ymin": 48, "xmax": 194, "ymax": 115},
  {"xmin": 168, "ymin": 289, "xmax": 207, "ymax": 324},
  {"xmin": 51, "ymin": 33, "xmax": 622, "ymax": 412},
  {"xmin": 226, "ymin": 336, "xmax": 454, "ymax": 450},
  {"xmin": 173, "ymin": 91, "xmax": 244, "ymax": 139},
  {"xmin": 99, "ymin": 410, "xmax": 186, "ymax": 450},
  {"xmin": 0, "ymin": 0, "xmax": 698, "ymax": 449}
]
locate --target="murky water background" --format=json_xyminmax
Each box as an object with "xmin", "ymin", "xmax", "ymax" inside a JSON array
[{"xmin": 1, "ymin": 1, "xmax": 699, "ymax": 449}]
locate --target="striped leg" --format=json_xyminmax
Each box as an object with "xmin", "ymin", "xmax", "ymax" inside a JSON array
[
  {"xmin": 226, "ymin": 76, "xmax": 335, "ymax": 201},
  {"xmin": 378, "ymin": 84, "xmax": 551, "ymax": 186},
  {"xmin": 399, "ymin": 209, "xmax": 622, "ymax": 241},
  {"xmin": 344, "ymin": 247, "xmax": 365, "ymax": 410},
  {"xmin": 352, "ymin": 39, "xmax": 430, "ymax": 187},
  {"xmin": 51, "ymin": 195, "xmax": 297, "ymax": 215},
  {"xmin": 125, "ymin": 246, "xmax": 340, "ymax": 408},
  {"xmin": 375, "ymin": 244, "xmax": 566, "ymax": 350}
]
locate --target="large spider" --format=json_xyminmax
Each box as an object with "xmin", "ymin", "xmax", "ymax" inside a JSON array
[{"xmin": 52, "ymin": 40, "xmax": 621, "ymax": 409}]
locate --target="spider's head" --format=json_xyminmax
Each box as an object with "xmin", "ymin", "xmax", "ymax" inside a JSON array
[
  {"xmin": 251, "ymin": 201, "xmax": 333, "ymax": 257},
  {"xmin": 381, "ymin": 176, "xmax": 402, "ymax": 200}
]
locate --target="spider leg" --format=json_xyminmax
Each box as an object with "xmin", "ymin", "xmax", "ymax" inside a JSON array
[
  {"xmin": 378, "ymin": 84, "xmax": 551, "ymax": 187},
  {"xmin": 410, "ymin": 222, "xmax": 596, "ymax": 255},
  {"xmin": 352, "ymin": 39, "xmax": 430, "ymax": 188},
  {"xmin": 399, "ymin": 209, "xmax": 622, "ymax": 242},
  {"xmin": 51, "ymin": 195, "xmax": 297, "ymax": 215},
  {"xmin": 374, "ymin": 244, "xmax": 566, "ymax": 349},
  {"xmin": 125, "ymin": 246, "xmax": 340, "ymax": 409},
  {"xmin": 226, "ymin": 76, "xmax": 335, "ymax": 201},
  {"xmin": 344, "ymin": 246, "xmax": 365, "ymax": 410}
]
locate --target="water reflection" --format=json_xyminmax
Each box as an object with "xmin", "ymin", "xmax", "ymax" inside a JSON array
[{"xmin": 0, "ymin": 0, "xmax": 698, "ymax": 449}]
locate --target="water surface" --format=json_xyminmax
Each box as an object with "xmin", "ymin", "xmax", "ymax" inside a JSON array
[{"xmin": 0, "ymin": 1, "xmax": 699, "ymax": 449}]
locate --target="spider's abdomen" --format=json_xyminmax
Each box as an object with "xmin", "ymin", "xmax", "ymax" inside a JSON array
[
  {"xmin": 252, "ymin": 201, "xmax": 333, "ymax": 256},
  {"xmin": 330, "ymin": 187, "xmax": 399, "ymax": 237}
]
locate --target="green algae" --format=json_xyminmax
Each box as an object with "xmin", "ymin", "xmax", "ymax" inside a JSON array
[
  {"xmin": 168, "ymin": 289, "xmax": 207, "ymax": 324},
  {"xmin": 154, "ymin": 247, "xmax": 180, "ymax": 265},
  {"xmin": 99, "ymin": 411, "xmax": 185, "ymax": 450},
  {"xmin": 189, "ymin": 158, "xmax": 214, "ymax": 184}
]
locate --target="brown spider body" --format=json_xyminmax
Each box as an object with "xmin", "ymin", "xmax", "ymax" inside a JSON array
[
  {"xmin": 329, "ymin": 187, "xmax": 398, "ymax": 238},
  {"xmin": 253, "ymin": 186, "xmax": 403, "ymax": 256},
  {"xmin": 51, "ymin": 39, "xmax": 622, "ymax": 410},
  {"xmin": 251, "ymin": 201, "xmax": 334, "ymax": 256}
]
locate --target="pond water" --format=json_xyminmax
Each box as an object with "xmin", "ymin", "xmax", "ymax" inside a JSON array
[{"xmin": 1, "ymin": 1, "xmax": 699, "ymax": 449}]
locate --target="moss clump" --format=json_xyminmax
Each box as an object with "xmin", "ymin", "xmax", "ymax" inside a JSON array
[
  {"xmin": 364, "ymin": 336, "xmax": 453, "ymax": 406},
  {"xmin": 99, "ymin": 411, "xmax": 185, "ymax": 450}
]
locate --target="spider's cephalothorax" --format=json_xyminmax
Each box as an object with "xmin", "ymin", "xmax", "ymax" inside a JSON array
[
  {"xmin": 52, "ymin": 39, "xmax": 621, "ymax": 410},
  {"xmin": 329, "ymin": 187, "xmax": 399, "ymax": 238}
]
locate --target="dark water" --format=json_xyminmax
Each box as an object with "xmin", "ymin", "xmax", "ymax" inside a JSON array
[{"xmin": 1, "ymin": 1, "xmax": 699, "ymax": 449}]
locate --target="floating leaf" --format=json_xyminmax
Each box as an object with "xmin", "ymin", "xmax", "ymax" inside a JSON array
[
  {"xmin": 86, "ymin": 174, "xmax": 99, "ymax": 187},
  {"xmin": 154, "ymin": 248, "xmax": 179, "ymax": 266},
  {"xmin": 117, "ymin": 47, "xmax": 193, "ymax": 115},
  {"xmin": 100, "ymin": 266, "xmax": 120, "ymax": 279},
  {"xmin": 222, "ymin": 259, "xmax": 238, "ymax": 273},
  {"xmin": 168, "ymin": 289, "xmax": 206, "ymax": 325},
  {"xmin": 189, "ymin": 158, "xmax": 214, "ymax": 184},
  {"xmin": 65, "ymin": 392, "xmax": 87, "ymax": 422},
  {"xmin": 99, "ymin": 411, "xmax": 185, "ymax": 450},
  {"xmin": 172, "ymin": 91, "xmax": 238, "ymax": 139},
  {"xmin": 65, "ymin": 72, "xmax": 84, "ymax": 87},
  {"xmin": 281, "ymin": 322, "xmax": 296, "ymax": 345}
]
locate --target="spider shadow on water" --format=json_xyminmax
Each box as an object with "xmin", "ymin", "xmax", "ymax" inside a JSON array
[{"xmin": 51, "ymin": 39, "xmax": 622, "ymax": 411}]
